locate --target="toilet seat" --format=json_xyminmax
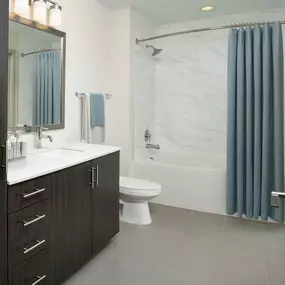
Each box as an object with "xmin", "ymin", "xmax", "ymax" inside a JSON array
[{"xmin": 120, "ymin": 177, "xmax": 161, "ymax": 197}]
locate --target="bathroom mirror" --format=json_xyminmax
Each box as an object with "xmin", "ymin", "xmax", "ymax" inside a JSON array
[{"xmin": 8, "ymin": 14, "xmax": 66, "ymax": 131}]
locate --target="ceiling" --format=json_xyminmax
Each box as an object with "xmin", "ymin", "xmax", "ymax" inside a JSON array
[{"xmin": 97, "ymin": 0, "xmax": 285, "ymax": 25}]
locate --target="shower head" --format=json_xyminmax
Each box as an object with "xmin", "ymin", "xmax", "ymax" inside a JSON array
[{"xmin": 146, "ymin": 44, "xmax": 163, "ymax": 56}]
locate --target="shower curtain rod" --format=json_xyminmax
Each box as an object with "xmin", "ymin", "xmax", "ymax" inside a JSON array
[
  {"xmin": 21, "ymin": 49, "xmax": 61, "ymax": 57},
  {"xmin": 136, "ymin": 20, "xmax": 285, "ymax": 43}
]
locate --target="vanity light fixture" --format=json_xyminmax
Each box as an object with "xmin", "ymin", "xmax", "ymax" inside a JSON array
[
  {"xmin": 14, "ymin": 0, "xmax": 30, "ymax": 19},
  {"xmin": 10, "ymin": 0, "xmax": 63, "ymax": 28},
  {"xmin": 201, "ymin": 6, "xmax": 215, "ymax": 12},
  {"xmin": 49, "ymin": 3, "xmax": 62, "ymax": 28},
  {"xmin": 32, "ymin": 0, "xmax": 48, "ymax": 25}
]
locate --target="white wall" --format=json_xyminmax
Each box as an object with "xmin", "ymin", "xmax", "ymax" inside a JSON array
[{"xmin": 106, "ymin": 8, "xmax": 132, "ymax": 175}]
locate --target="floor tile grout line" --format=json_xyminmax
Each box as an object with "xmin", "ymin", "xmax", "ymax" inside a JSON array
[
  {"xmin": 264, "ymin": 249, "xmax": 269, "ymax": 285},
  {"xmin": 220, "ymin": 217, "xmax": 227, "ymax": 233}
]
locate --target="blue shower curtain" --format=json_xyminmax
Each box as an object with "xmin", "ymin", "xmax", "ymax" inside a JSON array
[
  {"xmin": 33, "ymin": 51, "xmax": 61, "ymax": 125},
  {"xmin": 227, "ymin": 22, "xmax": 284, "ymax": 222}
]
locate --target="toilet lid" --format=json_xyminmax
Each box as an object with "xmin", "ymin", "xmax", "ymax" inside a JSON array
[{"xmin": 120, "ymin": 177, "xmax": 161, "ymax": 196}]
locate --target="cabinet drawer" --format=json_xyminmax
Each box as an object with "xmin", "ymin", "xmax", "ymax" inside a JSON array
[
  {"xmin": 8, "ymin": 200, "xmax": 49, "ymax": 243},
  {"xmin": 8, "ymin": 230, "xmax": 48, "ymax": 269},
  {"xmin": 8, "ymin": 176, "xmax": 51, "ymax": 213},
  {"xmin": 9, "ymin": 250, "xmax": 48, "ymax": 285}
]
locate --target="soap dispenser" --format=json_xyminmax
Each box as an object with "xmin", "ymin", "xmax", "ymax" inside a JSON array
[
  {"xmin": 15, "ymin": 130, "xmax": 27, "ymax": 158},
  {"xmin": 7, "ymin": 132, "xmax": 15, "ymax": 160}
]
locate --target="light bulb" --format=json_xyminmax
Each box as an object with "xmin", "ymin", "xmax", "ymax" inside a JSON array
[
  {"xmin": 49, "ymin": 3, "xmax": 62, "ymax": 28},
  {"xmin": 201, "ymin": 6, "xmax": 215, "ymax": 12},
  {"xmin": 14, "ymin": 0, "xmax": 30, "ymax": 19},
  {"xmin": 33, "ymin": 0, "xmax": 47, "ymax": 25}
]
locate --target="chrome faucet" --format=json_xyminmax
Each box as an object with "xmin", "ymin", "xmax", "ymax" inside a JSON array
[{"xmin": 35, "ymin": 126, "xmax": 53, "ymax": 149}]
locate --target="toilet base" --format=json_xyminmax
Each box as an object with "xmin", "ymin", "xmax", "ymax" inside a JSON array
[{"xmin": 120, "ymin": 201, "xmax": 152, "ymax": 225}]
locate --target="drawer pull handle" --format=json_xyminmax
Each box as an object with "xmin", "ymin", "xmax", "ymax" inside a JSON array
[
  {"xmin": 89, "ymin": 167, "xmax": 95, "ymax": 189},
  {"xmin": 22, "ymin": 214, "xmax": 46, "ymax": 227},
  {"xmin": 22, "ymin": 188, "xmax": 46, "ymax": 199},
  {"xmin": 22, "ymin": 239, "xmax": 46, "ymax": 255},
  {"xmin": 96, "ymin": 165, "xmax": 99, "ymax": 187},
  {"xmin": 30, "ymin": 275, "xmax": 46, "ymax": 285}
]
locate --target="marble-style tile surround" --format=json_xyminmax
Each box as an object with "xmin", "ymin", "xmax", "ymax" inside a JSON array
[{"xmin": 155, "ymin": 29, "xmax": 227, "ymax": 156}]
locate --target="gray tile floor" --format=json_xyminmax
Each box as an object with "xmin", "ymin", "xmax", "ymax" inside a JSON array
[{"xmin": 64, "ymin": 204, "xmax": 285, "ymax": 285}]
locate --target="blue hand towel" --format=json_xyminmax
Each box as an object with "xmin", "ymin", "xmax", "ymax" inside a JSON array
[{"xmin": 90, "ymin": 93, "xmax": 105, "ymax": 127}]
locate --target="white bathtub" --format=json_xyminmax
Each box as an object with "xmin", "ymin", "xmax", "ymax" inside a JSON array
[{"xmin": 131, "ymin": 150, "xmax": 227, "ymax": 215}]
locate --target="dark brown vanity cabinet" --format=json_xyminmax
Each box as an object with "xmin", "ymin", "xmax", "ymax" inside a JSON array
[
  {"xmin": 9, "ymin": 250, "xmax": 48, "ymax": 285},
  {"xmin": 91, "ymin": 152, "xmax": 120, "ymax": 254},
  {"xmin": 50, "ymin": 161, "xmax": 92, "ymax": 285},
  {"xmin": 6, "ymin": 176, "xmax": 52, "ymax": 285},
  {"xmin": 49, "ymin": 152, "xmax": 120, "ymax": 285},
  {"xmin": 1, "ymin": 152, "xmax": 120, "ymax": 285}
]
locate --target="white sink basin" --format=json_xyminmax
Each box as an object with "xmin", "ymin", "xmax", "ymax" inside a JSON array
[
  {"xmin": 60, "ymin": 147, "xmax": 85, "ymax": 153},
  {"xmin": 36, "ymin": 148, "xmax": 84, "ymax": 159}
]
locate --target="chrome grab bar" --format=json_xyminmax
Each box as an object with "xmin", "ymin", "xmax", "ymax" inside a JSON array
[
  {"xmin": 22, "ymin": 240, "xmax": 46, "ymax": 255},
  {"xmin": 22, "ymin": 214, "xmax": 46, "ymax": 227},
  {"xmin": 31, "ymin": 275, "xmax": 46, "ymax": 285},
  {"xmin": 272, "ymin": 192, "xmax": 285, "ymax": 198},
  {"xmin": 22, "ymin": 188, "xmax": 46, "ymax": 199},
  {"xmin": 271, "ymin": 192, "xmax": 285, "ymax": 208}
]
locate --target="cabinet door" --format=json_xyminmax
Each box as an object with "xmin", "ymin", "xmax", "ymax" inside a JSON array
[
  {"xmin": 50, "ymin": 162, "xmax": 92, "ymax": 285},
  {"xmin": 91, "ymin": 152, "xmax": 120, "ymax": 254},
  {"xmin": 0, "ymin": 0, "xmax": 8, "ymax": 284}
]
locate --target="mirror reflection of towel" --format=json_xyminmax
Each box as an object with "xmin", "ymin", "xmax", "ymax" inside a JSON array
[{"xmin": 81, "ymin": 93, "xmax": 105, "ymax": 144}]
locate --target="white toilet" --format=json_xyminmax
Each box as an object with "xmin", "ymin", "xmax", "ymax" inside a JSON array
[{"xmin": 120, "ymin": 177, "xmax": 162, "ymax": 225}]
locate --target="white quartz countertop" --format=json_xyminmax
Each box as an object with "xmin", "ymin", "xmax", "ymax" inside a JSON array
[{"xmin": 7, "ymin": 143, "xmax": 120, "ymax": 185}]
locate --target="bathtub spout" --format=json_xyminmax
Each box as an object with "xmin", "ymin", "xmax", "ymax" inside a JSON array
[{"xmin": 146, "ymin": 144, "xmax": 160, "ymax": 150}]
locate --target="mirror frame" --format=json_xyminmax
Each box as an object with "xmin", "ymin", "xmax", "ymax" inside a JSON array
[{"xmin": 8, "ymin": 13, "xmax": 66, "ymax": 132}]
